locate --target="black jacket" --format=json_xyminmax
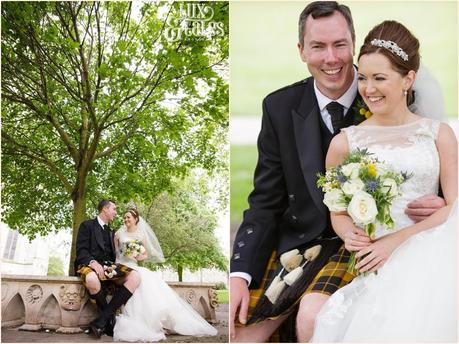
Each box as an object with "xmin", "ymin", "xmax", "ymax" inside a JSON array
[
  {"xmin": 230, "ymin": 77, "xmax": 361, "ymax": 288},
  {"xmin": 75, "ymin": 218, "xmax": 116, "ymax": 269}
]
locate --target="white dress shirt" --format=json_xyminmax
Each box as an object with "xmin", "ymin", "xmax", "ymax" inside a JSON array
[
  {"xmin": 97, "ymin": 216, "xmax": 107, "ymax": 229},
  {"xmin": 314, "ymin": 66, "xmax": 358, "ymax": 133}
]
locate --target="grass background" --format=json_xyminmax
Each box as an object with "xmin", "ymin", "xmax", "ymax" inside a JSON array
[
  {"xmin": 216, "ymin": 289, "xmax": 229, "ymax": 304},
  {"xmin": 230, "ymin": 1, "xmax": 458, "ymax": 225}
]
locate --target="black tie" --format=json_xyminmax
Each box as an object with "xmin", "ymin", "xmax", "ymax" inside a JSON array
[
  {"xmin": 103, "ymin": 224, "xmax": 110, "ymax": 231},
  {"xmin": 326, "ymin": 102, "xmax": 344, "ymax": 133}
]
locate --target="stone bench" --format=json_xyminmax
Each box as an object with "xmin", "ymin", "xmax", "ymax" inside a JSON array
[{"xmin": 1, "ymin": 274, "xmax": 218, "ymax": 334}]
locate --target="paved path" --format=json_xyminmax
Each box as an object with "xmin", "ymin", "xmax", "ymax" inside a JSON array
[{"xmin": 1, "ymin": 304, "xmax": 228, "ymax": 343}]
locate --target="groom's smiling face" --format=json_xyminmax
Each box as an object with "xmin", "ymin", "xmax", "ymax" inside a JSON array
[{"xmin": 299, "ymin": 11, "xmax": 355, "ymax": 100}]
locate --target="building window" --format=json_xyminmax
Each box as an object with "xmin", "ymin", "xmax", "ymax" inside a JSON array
[{"xmin": 3, "ymin": 230, "xmax": 19, "ymax": 260}]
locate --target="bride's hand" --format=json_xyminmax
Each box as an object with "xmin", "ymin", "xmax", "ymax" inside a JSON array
[
  {"xmin": 354, "ymin": 232, "xmax": 405, "ymax": 273},
  {"xmin": 344, "ymin": 227, "xmax": 372, "ymax": 252},
  {"xmin": 135, "ymin": 252, "xmax": 147, "ymax": 261}
]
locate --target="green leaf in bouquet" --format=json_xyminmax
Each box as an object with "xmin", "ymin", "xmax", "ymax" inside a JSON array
[
  {"xmin": 386, "ymin": 217, "xmax": 395, "ymax": 229},
  {"xmin": 365, "ymin": 222, "xmax": 376, "ymax": 237},
  {"xmin": 343, "ymin": 148, "xmax": 373, "ymax": 164}
]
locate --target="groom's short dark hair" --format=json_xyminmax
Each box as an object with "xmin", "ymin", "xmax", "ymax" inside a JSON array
[
  {"xmin": 97, "ymin": 199, "xmax": 115, "ymax": 213},
  {"xmin": 298, "ymin": 1, "xmax": 355, "ymax": 47}
]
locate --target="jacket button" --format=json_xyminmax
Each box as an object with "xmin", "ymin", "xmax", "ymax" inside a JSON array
[
  {"xmin": 299, "ymin": 233, "xmax": 305, "ymax": 239},
  {"xmin": 233, "ymin": 253, "xmax": 240, "ymax": 260},
  {"xmin": 291, "ymin": 215, "xmax": 298, "ymax": 223},
  {"xmin": 237, "ymin": 241, "xmax": 245, "ymax": 248},
  {"xmin": 246, "ymin": 227, "xmax": 253, "ymax": 235},
  {"xmin": 288, "ymin": 194, "xmax": 295, "ymax": 202}
]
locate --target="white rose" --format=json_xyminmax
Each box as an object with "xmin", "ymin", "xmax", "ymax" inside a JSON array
[
  {"xmin": 375, "ymin": 163, "xmax": 388, "ymax": 176},
  {"xmin": 341, "ymin": 163, "xmax": 361, "ymax": 179},
  {"xmin": 347, "ymin": 191, "xmax": 378, "ymax": 225},
  {"xmin": 381, "ymin": 178, "xmax": 398, "ymax": 197},
  {"xmin": 323, "ymin": 189, "xmax": 347, "ymax": 212},
  {"xmin": 342, "ymin": 178, "xmax": 365, "ymax": 196}
]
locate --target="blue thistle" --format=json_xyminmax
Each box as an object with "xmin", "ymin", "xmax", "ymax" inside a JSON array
[
  {"xmin": 401, "ymin": 171, "xmax": 413, "ymax": 181},
  {"xmin": 337, "ymin": 174, "xmax": 348, "ymax": 185},
  {"xmin": 366, "ymin": 179, "xmax": 379, "ymax": 193}
]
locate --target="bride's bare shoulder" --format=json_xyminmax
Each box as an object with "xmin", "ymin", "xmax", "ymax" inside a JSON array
[{"xmin": 327, "ymin": 132, "xmax": 349, "ymax": 168}]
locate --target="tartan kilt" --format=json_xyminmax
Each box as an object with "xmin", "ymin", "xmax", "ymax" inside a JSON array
[
  {"xmin": 238, "ymin": 240, "xmax": 355, "ymax": 330},
  {"xmin": 77, "ymin": 261, "xmax": 133, "ymax": 289}
]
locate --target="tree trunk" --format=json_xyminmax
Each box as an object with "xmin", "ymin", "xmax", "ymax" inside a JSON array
[
  {"xmin": 178, "ymin": 265, "xmax": 183, "ymax": 282},
  {"xmin": 69, "ymin": 190, "xmax": 87, "ymax": 276}
]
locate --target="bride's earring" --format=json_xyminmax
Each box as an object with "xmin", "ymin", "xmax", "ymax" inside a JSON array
[{"xmin": 403, "ymin": 89, "xmax": 408, "ymax": 96}]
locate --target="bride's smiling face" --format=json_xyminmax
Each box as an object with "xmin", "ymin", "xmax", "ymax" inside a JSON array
[
  {"xmin": 123, "ymin": 212, "xmax": 137, "ymax": 230},
  {"xmin": 357, "ymin": 52, "xmax": 414, "ymax": 116}
]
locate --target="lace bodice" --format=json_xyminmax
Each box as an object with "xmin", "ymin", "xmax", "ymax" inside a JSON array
[
  {"xmin": 342, "ymin": 117, "xmax": 441, "ymax": 237},
  {"xmin": 116, "ymin": 229, "xmax": 146, "ymax": 267}
]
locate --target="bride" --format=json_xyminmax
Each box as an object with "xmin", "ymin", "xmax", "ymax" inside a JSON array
[
  {"xmin": 311, "ymin": 20, "xmax": 457, "ymax": 342},
  {"xmin": 112, "ymin": 208, "xmax": 218, "ymax": 342}
]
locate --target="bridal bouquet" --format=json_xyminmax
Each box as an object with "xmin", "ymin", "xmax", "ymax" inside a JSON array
[
  {"xmin": 122, "ymin": 239, "xmax": 146, "ymax": 258},
  {"xmin": 317, "ymin": 148, "xmax": 411, "ymax": 274}
]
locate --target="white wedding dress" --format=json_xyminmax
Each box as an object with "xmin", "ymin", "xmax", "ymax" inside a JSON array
[
  {"xmin": 113, "ymin": 228, "xmax": 218, "ymax": 342},
  {"xmin": 312, "ymin": 117, "xmax": 457, "ymax": 342}
]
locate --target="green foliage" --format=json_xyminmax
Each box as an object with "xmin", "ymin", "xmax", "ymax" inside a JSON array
[
  {"xmin": 1, "ymin": 1, "xmax": 228, "ymax": 269},
  {"xmin": 216, "ymin": 289, "xmax": 228, "ymax": 304},
  {"xmin": 214, "ymin": 281, "xmax": 227, "ymax": 290},
  {"xmin": 138, "ymin": 172, "xmax": 228, "ymax": 276},
  {"xmin": 47, "ymin": 256, "xmax": 65, "ymax": 276}
]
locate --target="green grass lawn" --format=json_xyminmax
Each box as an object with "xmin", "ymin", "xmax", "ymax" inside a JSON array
[
  {"xmin": 216, "ymin": 289, "xmax": 228, "ymax": 304},
  {"xmin": 230, "ymin": 1, "xmax": 457, "ymax": 118},
  {"xmin": 230, "ymin": 144, "xmax": 258, "ymax": 223}
]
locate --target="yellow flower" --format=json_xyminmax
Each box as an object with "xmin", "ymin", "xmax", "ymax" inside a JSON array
[
  {"xmin": 367, "ymin": 163, "xmax": 377, "ymax": 177},
  {"xmin": 359, "ymin": 108, "xmax": 366, "ymax": 115},
  {"xmin": 365, "ymin": 110, "xmax": 372, "ymax": 118}
]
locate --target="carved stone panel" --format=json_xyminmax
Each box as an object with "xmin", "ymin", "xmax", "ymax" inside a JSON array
[
  {"xmin": 59, "ymin": 284, "xmax": 85, "ymax": 311},
  {"xmin": 26, "ymin": 285, "xmax": 43, "ymax": 304}
]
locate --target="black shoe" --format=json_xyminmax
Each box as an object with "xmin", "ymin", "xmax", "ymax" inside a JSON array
[
  {"xmin": 89, "ymin": 320, "xmax": 104, "ymax": 339},
  {"xmin": 91, "ymin": 286, "xmax": 132, "ymax": 337}
]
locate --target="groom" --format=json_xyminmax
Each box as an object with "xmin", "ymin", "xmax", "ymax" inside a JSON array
[
  {"xmin": 230, "ymin": 1, "xmax": 445, "ymax": 342},
  {"xmin": 75, "ymin": 199, "xmax": 141, "ymax": 338}
]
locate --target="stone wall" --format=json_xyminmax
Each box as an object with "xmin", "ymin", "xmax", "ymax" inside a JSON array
[{"xmin": 1, "ymin": 274, "xmax": 218, "ymax": 334}]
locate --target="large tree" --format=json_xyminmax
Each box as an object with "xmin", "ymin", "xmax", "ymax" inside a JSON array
[
  {"xmin": 139, "ymin": 170, "xmax": 228, "ymax": 282},
  {"xmin": 1, "ymin": 1, "xmax": 228, "ymax": 274}
]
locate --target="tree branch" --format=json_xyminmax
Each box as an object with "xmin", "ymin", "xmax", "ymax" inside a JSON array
[
  {"xmin": 2, "ymin": 131, "xmax": 73, "ymax": 194},
  {"xmin": 94, "ymin": 124, "xmax": 138, "ymax": 159}
]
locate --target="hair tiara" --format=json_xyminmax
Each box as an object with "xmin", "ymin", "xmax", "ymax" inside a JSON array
[{"xmin": 370, "ymin": 39, "xmax": 409, "ymax": 61}]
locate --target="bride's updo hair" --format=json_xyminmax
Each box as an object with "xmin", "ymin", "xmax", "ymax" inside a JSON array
[
  {"xmin": 124, "ymin": 208, "xmax": 140, "ymax": 224},
  {"xmin": 358, "ymin": 20, "xmax": 420, "ymax": 106}
]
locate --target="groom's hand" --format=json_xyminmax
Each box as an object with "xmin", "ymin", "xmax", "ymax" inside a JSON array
[
  {"xmin": 89, "ymin": 260, "xmax": 105, "ymax": 279},
  {"xmin": 230, "ymin": 277, "xmax": 250, "ymax": 339},
  {"xmin": 405, "ymin": 194, "xmax": 445, "ymax": 222}
]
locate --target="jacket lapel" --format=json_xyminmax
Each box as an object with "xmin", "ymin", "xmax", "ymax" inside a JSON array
[
  {"xmin": 93, "ymin": 219, "xmax": 105, "ymax": 251},
  {"xmin": 292, "ymin": 81, "xmax": 327, "ymax": 216},
  {"xmin": 109, "ymin": 230, "xmax": 115, "ymax": 254}
]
